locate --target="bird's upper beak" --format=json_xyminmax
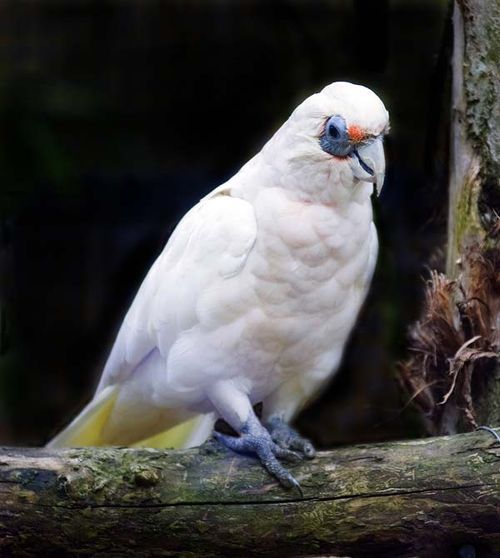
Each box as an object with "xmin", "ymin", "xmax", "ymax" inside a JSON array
[{"xmin": 349, "ymin": 137, "xmax": 385, "ymax": 195}]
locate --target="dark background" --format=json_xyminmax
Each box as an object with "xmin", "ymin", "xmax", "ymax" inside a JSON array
[{"xmin": 0, "ymin": 0, "xmax": 449, "ymax": 447}]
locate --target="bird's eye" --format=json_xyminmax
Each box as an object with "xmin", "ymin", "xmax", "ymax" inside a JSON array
[
  {"xmin": 320, "ymin": 115, "xmax": 351, "ymax": 157},
  {"xmin": 328, "ymin": 122, "xmax": 340, "ymax": 139}
]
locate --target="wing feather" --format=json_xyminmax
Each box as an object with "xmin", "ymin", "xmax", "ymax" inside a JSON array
[{"xmin": 96, "ymin": 192, "xmax": 257, "ymax": 392}]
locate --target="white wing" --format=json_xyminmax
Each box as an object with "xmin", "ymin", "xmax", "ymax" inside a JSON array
[{"xmin": 96, "ymin": 190, "xmax": 257, "ymax": 393}]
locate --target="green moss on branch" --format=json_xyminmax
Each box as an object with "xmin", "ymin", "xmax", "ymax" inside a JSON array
[{"xmin": 1, "ymin": 431, "xmax": 500, "ymax": 557}]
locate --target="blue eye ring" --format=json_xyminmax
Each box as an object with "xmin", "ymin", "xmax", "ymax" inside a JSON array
[{"xmin": 320, "ymin": 115, "xmax": 352, "ymax": 157}]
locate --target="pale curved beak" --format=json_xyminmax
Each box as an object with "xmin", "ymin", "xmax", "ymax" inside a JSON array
[{"xmin": 349, "ymin": 137, "xmax": 386, "ymax": 195}]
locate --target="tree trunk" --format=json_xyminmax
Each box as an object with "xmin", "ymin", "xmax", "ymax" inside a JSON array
[
  {"xmin": 447, "ymin": 0, "xmax": 500, "ymax": 276},
  {"xmin": 1, "ymin": 431, "xmax": 500, "ymax": 558},
  {"xmin": 399, "ymin": 0, "xmax": 499, "ymax": 436},
  {"xmin": 446, "ymin": 0, "xmax": 500, "ymax": 428}
]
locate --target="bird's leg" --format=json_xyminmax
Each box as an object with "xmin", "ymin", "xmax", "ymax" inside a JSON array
[
  {"xmin": 265, "ymin": 415, "xmax": 316, "ymax": 459},
  {"xmin": 208, "ymin": 381, "xmax": 303, "ymax": 491},
  {"xmin": 214, "ymin": 414, "xmax": 303, "ymax": 491}
]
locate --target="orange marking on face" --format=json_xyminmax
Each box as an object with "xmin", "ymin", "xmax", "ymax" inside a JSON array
[{"xmin": 348, "ymin": 125, "xmax": 365, "ymax": 143}]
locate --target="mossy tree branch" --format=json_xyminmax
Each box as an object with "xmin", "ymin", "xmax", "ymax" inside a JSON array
[{"xmin": 1, "ymin": 431, "xmax": 500, "ymax": 557}]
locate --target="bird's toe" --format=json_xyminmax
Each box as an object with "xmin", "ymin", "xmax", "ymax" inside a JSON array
[
  {"xmin": 266, "ymin": 417, "xmax": 316, "ymax": 460},
  {"xmin": 213, "ymin": 427, "xmax": 303, "ymax": 491}
]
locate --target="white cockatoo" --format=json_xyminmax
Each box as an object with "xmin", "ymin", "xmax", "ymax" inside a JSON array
[{"xmin": 49, "ymin": 82, "xmax": 389, "ymax": 489}]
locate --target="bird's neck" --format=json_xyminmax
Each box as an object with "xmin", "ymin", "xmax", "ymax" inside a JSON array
[{"xmin": 228, "ymin": 151, "xmax": 374, "ymax": 210}]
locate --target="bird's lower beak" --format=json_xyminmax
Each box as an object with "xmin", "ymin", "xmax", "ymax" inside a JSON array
[{"xmin": 349, "ymin": 138, "xmax": 385, "ymax": 195}]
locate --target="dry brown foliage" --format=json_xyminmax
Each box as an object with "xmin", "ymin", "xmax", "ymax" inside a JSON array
[{"xmin": 399, "ymin": 245, "xmax": 500, "ymax": 434}]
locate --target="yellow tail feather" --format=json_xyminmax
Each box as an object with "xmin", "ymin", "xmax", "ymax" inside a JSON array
[
  {"xmin": 47, "ymin": 385, "xmax": 118, "ymax": 448},
  {"xmin": 48, "ymin": 384, "xmax": 215, "ymax": 450},
  {"xmin": 132, "ymin": 415, "xmax": 205, "ymax": 449}
]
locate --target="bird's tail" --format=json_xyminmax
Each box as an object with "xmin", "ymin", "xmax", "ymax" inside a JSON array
[
  {"xmin": 47, "ymin": 385, "xmax": 118, "ymax": 448},
  {"xmin": 131, "ymin": 412, "xmax": 216, "ymax": 449},
  {"xmin": 47, "ymin": 385, "xmax": 215, "ymax": 450}
]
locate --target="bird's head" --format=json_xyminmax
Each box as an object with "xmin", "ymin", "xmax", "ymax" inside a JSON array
[{"xmin": 264, "ymin": 82, "xmax": 389, "ymax": 203}]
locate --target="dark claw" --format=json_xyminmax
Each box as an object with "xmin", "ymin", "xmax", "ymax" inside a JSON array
[
  {"xmin": 299, "ymin": 440, "xmax": 316, "ymax": 459},
  {"xmin": 286, "ymin": 473, "xmax": 304, "ymax": 497}
]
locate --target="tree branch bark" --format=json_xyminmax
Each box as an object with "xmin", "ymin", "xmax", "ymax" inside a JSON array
[
  {"xmin": 446, "ymin": 0, "xmax": 500, "ymax": 430},
  {"xmin": 399, "ymin": 0, "xmax": 500, "ymax": 437},
  {"xmin": 1, "ymin": 431, "xmax": 500, "ymax": 557}
]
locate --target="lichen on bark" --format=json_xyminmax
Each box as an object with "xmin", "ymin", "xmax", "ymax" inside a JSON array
[
  {"xmin": 400, "ymin": 1, "xmax": 500, "ymax": 435},
  {"xmin": 459, "ymin": 0, "xmax": 500, "ymax": 178},
  {"xmin": 457, "ymin": 0, "xmax": 500, "ymax": 236},
  {"xmin": 1, "ymin": 432, "xmax": 500, "ymax": 557}
]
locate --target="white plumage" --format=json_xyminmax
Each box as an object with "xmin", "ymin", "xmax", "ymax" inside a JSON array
[{"xmin": 49, "ymin": 82, "xmax": 389, "ymax": 485}]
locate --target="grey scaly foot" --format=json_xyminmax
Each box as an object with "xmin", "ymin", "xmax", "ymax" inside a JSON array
[
  {"xmin": 213, "ymin": 414, "xmax": 303, "ymax": 492},
  {"xmin": 265, "ymin": 416, "xmax": 316, "ymax": 459}
]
